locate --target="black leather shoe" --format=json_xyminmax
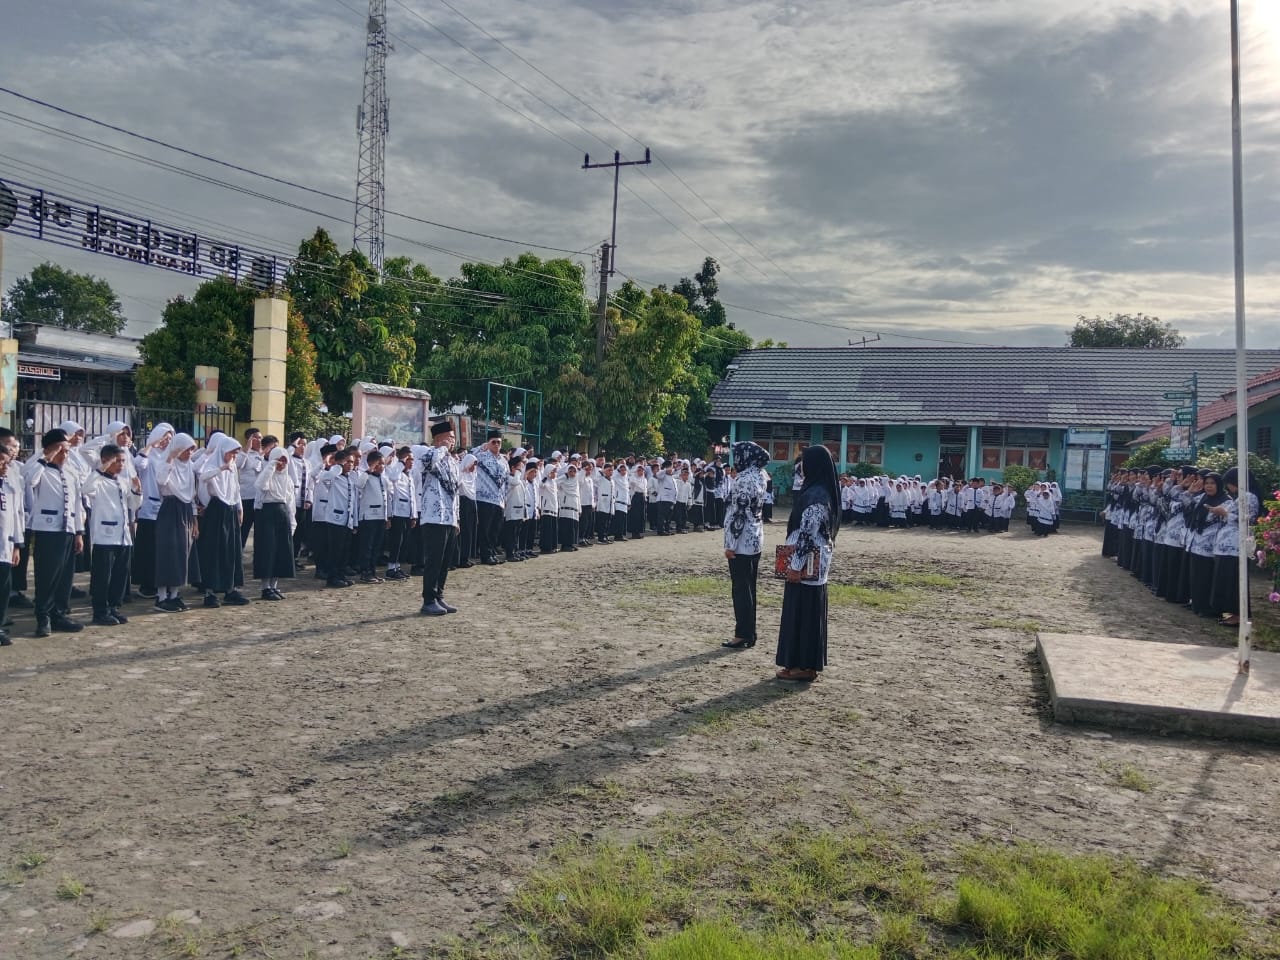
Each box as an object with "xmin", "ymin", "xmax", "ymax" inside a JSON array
[
  {"xmin": 203, "ymin": 594, "xmax": 222, "ymax": 608},
  {"xmin": 721, "ymin": 637, "xmax": 756, "ymax": 649},
  {"xmin": 34, "ymin": 619, "xmax": 51, "ymax": 638},
  {"xmin": 110, "ymin": 609, "xmax": 129, "ymax": 624},
  {"xmin": 51, "ymin": 616, "xmax": 84, "ymax": 633},
  {"xmin": 91, "ymin": 615, "xmax": 122, "ymax": 627},
  {"xmin": 0, "ymin": 631, "xmax": 11, "ymax": 646},
  {"xmin": 439, "ymin": 600, "xmax": 458, "ymax": 613},
  {"xmin": 223, "ymin": 591, "xmax": 251, "ymax": 606}
]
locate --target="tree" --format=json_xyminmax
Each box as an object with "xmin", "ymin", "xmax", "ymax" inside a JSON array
[
  {"xmin": 1068, "ymin": 313, "xmax": 1184, "ymax": 348},
  {"xmin": 135, "ymin": 277, "xmax": 324, "ymax": 430},
  {"xmin": 285, "ymin": 229, "xmax": 418, "ymax": 411},
  {"xmin": 4, "ymin": 261, "xmax": 128, "ymax": 335},
  {"xmin": 1001, "ymin": 463, "xmax": 1039, "ymax": 497},
  {"xmin": 1121, "ymin": 438, "xmax": 1170, "ymax": 469}
]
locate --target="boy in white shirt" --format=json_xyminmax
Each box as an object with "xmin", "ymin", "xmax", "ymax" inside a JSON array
[
  {"xmin": 0, "ymin": 442, "xmax": 25, "ymax": 646},
  {"xmin": 83, "ymin": 444, "xmax": 134, "ymax": 626}
]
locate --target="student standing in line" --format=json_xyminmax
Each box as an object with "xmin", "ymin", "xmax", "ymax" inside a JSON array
[
  {"xmin": 83, "ymin": 444, "xmax": 133, "ymax": 626},
  {"xmin": 287, "ymin": 432, "xmax": 312, "ymax": 565},
  {"xmin": 26, "ymin": 429, "xmax": 86, "ymax": 635},
  {"xmin": 774, "ymin": 444, "xmax": 840, "ymax": 683},
  {"xmin": 384, "ymin": 446, "xmax": 419, "ymax": 580},
  {"xmin": 1211, "ymin": 466, "xmax": 1259, "ymax": 627},
  {"xmin": 355, "ymin": 449, "xmax": 390, "ymax": 583},
  {"xmin": 197, "ymin": 434, "xmax": 250, "ymax": 608},
  {"xmin": 418, "ymin": 420, "xmax": 462, "ymax": 615},
  {"xmin": 595, "ymin": 462, "xmax": 615, "ymax": 543},
  {"xmin": 722, "ymin": 441, "xmax": 768, "ymax": 650},
  {"xmin": 611, "ymin": 462, "xmax": 631, "ymax": 541},
  {"xmin": 153, "ymin": 433, "xmax": 198, "ymax": 612},
  {"xmin": 577, "ymin": 458, "xmax": 596, "ymax": 546},
  {"xmin": 238, "ymin": 428, "xmax": 264, "ymax": 547},
  {"xmin": 0, "ymin": 442, "xmax": 25, "ymax": 646},
  {"xmin": 253, "ymin": 447, "xmax": 296, "ymax": 600},
  {"xmin": 557, "ymin": 463, "xmax": 581, "ymax": 551}
]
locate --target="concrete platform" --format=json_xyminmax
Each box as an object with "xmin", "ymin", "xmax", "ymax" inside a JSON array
[{"xmin": 1036, "ymin": 633, "xmax": 1280, "ymax": 744}]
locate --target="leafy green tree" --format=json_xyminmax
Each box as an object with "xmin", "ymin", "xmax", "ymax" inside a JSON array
[
  {"xmin": 416, "ymin": 254, "xmax": 593, "ymax": 443},
  {"xmin": 1194, "ymin": 449, "xmax": 1280, "ymax": 499},
  {"xmin": 1068, "ymin": 313, "xmax": 1184, "ymax": 348},
  {"xmin": 1001, "ymin": 464, "xmax": 1039, "ymax": 497},
  {"xmin": 285, "ymin": 229, "xmax": 417, "ymax": 411},
  {"xmin": 5, "ymin": 261, "xmax": 128, "ymax": 335}
]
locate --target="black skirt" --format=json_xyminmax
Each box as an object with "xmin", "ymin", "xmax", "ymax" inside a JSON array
[
  {"xmin": 197, "ymin": 498, "xmax": 244, "ymax": 592},
  {"xmin": 155, "ymin": 497, "xmax": 195, "ymax": 588},
  {"xmin": 1209, "ymin": 554, "xmax": 1248, "ymax": 616},
  {"xmin": 132, "ymin": 517, "xmax": 156, "ymax": 587},
  {"xmin": 775, "ymin": 581, "xmax": 828, "ymax": 671},
  {"xmin": 253, "ymin": 502, "xmax": 296, "ymax": 579}
]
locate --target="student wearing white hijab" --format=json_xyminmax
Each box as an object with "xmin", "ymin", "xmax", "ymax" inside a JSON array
[
  {"xmin": 198, "ymin": 434, "xmax": 250, "ymax": 607},
  {"xmin": 254, "ymin": 447, "xmax": 296, "ymax": 600},
  {"xmin": 154, "ymin": 433, "xmax": 199, "ymax": 610},
  {"xmin": 131, "ymin": 423, "xmax": 174, "ymax": 600}
]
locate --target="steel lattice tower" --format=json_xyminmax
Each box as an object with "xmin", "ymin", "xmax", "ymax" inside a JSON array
[{"xmin": 353, "ymin": 0, "xmax": 389, "ymax": 271}]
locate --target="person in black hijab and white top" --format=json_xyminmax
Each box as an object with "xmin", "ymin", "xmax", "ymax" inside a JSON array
[
  {"xmin": 722, "ymin": 441, "xmax": 769, "ymax": 650},
  {"xmin": 775, "ymin": 444, "xmax": 841, "ymax": 682}
]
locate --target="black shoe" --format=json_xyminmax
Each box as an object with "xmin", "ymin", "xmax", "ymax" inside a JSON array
[
  {"xmin": 563, "ymin": 545, "xmax": 578, "ymax": 552},
  {"xmin": 482, "ymin": 558, "xmax": 500, "ymax": 566},
  {"xmin": 261, "ymin": 589, "xmax": 284, "ymax": 601},
  {"xmin": 419, "ymin": 601, "xmax": 448, "ymax": 616},
  {"xmin": 0, "ymin": 632, "xmax": 11, "ymax": 646},
  {"xmin": 223, "ymin": 591, "xmax": 251, "ymax": 606},
  {"xmin": 203, "ymin": 594, "xmax": 222, "ymax": 608},
  {"xmin": 51, "ymin": 616, "xmax": 84, "ymax": 633},
  {"xmin": 173, "ymin": 597, "xmax": 189, "ymax": 611},
  {"xmin": 70, "ymin": 586, "xmax": 88, "ymax": 600},
  {"xmin": 458, "ymin": 561, "xmax": 475, "ymax": 569},
  {"xmin": 91, "ymin": 614, "xmax": 122, "ymax": 627},
  {"xmin": 359, "ymin": 574, "xmax": 384, "ymax": 584},
  {"xmin": 9, "ymin": 593, "xmax": 33, "ymax": 608},
  {"xmin": 721, "ymin": 637, "xmax": 756, "ymax": 649},
  {"xmin": 327, "ymin": 579, "xmax": 352, "ymax": 589},
  {"xmin": 110, "ymin": 609, "xmax": 129, "ymax": 624},
  {"xmin": 439, "ymin": 600, "xmax": 458, "ymax": 614},
  {"xmin": 34, "ymin": 619, "xmax": 51, "ymax": 638}
]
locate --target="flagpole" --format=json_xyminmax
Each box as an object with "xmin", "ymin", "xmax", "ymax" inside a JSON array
[{"xmin": 1229, "ymin": 0, "xmax": 1250, "ymax": 673}]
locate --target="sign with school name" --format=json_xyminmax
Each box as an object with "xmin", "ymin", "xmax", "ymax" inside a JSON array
[{"xmin": 0, "ymin": 176, "xmax": 286, "ymax": 289}]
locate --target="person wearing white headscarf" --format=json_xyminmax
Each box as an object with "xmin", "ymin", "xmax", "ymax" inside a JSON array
[
  {"xmin": 130, "ymin": 423, "xmax": 174, "ymax": 600},
  {"xmin": 456, "ymin": 451, "xmax": 478, "ymax": 567},
  {"xmin": 197, "ymin": 434, "xmax": 249, "ymax": 607},
  {"xmin": 153, "ymin": 433, "xmax": 198, "ymax": 611},
  {"xmin": 254, "ymin": 447, "xmax": 296, "ymax": 600}
]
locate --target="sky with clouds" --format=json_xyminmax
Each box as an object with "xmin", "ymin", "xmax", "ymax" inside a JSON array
[{"xmin": 1, "ymin": 0, "xmax": 1278, "ymax": 349}]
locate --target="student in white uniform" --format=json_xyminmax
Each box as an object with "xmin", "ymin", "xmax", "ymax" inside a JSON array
[
  {"xmin": 153, "ymin": 433, "xmax": 199, "ymax": 612},
  {"xmin": 198, "ymin": 433, "xmax": 250, "ymax": 608},
  {"xmin": 594, "ymin": 462, "xmax": 614, "ymax": 544},
  {"xmin": 83, "ymin": 443, "xmax": 134, "ymax": 626},
  {"xmin": 254, "ymin": 446, "xmax": 296, "ymax": 600},
  {"xmin": 557, "ymin": 463, "xmax": 581, "ymax": 551},
  {"xmin": 0, "ymin": 440, "xmax": 25, "ymax": 646},
  {"xmin": 384, "ymin": 446, "xmax": 418, "ymax": 580},
  {"xmin": 538, "ymin": 464, "xmax": 560, "ymax": 554},
  {"xmin": 27, "ymin": 428, "xmax": 86, "ymax": 635},
  {"xmin": 355, "ymin": 449, "xmax": 391, "ymax": 583},
  {"xmin": 611, "ymin": 463, "xmax": 631, "ymax": 541}
]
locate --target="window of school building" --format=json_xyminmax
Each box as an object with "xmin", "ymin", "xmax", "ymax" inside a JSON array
[
  {"xmin": 980, "ymin": 427, "xmax": 1050, "ymax": 471},
  {"xmin": 844, "ymin": 425, "xmax": 885, "ymax": 466},
  {"xmin": 754, "ymin": 423, "xmax": 810, "ymax": 463}
]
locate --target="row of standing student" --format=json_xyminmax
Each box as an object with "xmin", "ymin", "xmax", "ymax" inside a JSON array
[
  {"xmin": 838, "ymin": 476, "xmax": 1062, "ymax": 534},
  {"xmin": 1102, "ymin": 464, "xmax": 1259, "ymax": 626}
]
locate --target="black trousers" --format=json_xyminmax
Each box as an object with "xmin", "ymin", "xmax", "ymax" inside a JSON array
[
  {"xmin": 33, "ymin": 530, "xmax": 76, "ymax": 623},
  {"xmin": 611, "ymin": 510, "xmax": 628, "ymax": 539},
  {"xmin": 655, "ymin": 501, "xmax": 673, "ymax": 533},
  {"xmin": 523, "ymin": 518, "xmax": 537, "ymax": 551},
  {"xmin": 559, "ymin": 515, "xmax": 578, "ymax": 550},
  {"xmin": 91, "ymin": 544, "xmax": 131, "ymax": 616},
  {"xmin": 0, "ymin": 562, "xmax": 10, "ymax": 631},
  {"xmin": 459, "ymin": 496, "xmax": 478, "ymax": 561},
  {"xmin": 1189, "ymin": 553, "xmax": 1216, "ymax": 616},
  {"xmin": 503, "ymin": 518, "xmax": 523, "ymax": 559},
  {"xmin": 132, "ymin": 518, "xmax": 156, "ymax": 592},
  {"xmin": 579, "ymin": 505, "xmax": 594, "ymax": 543},
  {"xmin": 714, "ymin": 497, "xmax": 726, "ymax": 528},
  {"xmin": 629, "ymin": 493, "xmax": 646, "ymax": 537},
  {"xmin": 356, "ymin": 519, "xmax": 386, "ymax": 574},
  {"xmin": 324, "ymin": 522, "xmax": 352, "ymax": 582},
  {"xmin": 703, "ymin": 490, "xmax": 716, "ymax": 526},
  {"xmin": 240, "ymin": 499, "xmax": 257, "ymax": 547},
  {"xmin": 477, "ymin": 501, "xmax": 504, "ymax": 561},
  {"xmin": 420, "ymin": 523, "xmax": 457, "ymax": 604},
  {"xmin": 728, "ymin": 553, "xmax": 760, "ymax": 642},
  {"xmin": 689, "ymin": 503, "xmax": 704, "ymax": 529},
  {"xmin": 540, "ymin": 514, "xmax": 558, "ymax": 553},
  {"xmin": 674, "ymin": 503, "xmax": 687, "ymax": 532},
  {"xmin": 12, "ymin": 539, "xmax": 29, "ymax": 592},
  {"xmin": 293, "ymin": 505, "xmax": 311, "ymax": 557},
  {"xmin": 387, "ymin": 516, "xmax": 414, "ymax": 566}
]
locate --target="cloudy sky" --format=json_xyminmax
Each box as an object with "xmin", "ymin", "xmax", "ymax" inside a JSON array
[{"xmin": 1, "ymin": 0, "xmax": 1278, "ymax": 349}]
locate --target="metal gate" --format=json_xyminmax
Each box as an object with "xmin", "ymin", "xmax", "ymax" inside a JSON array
[{"xmin": 20, "ymin": 401, "xmax": 237, "ymax": 454}]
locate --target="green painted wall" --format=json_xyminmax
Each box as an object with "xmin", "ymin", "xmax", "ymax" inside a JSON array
[{"xmin": 882, "ymin": 425, "xmax": 939, "ymax": 477}]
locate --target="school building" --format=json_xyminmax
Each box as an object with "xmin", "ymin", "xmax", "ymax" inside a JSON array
[{"xmin": 708, "ymin": 347, "xmax": 1280, "ymax": 493}]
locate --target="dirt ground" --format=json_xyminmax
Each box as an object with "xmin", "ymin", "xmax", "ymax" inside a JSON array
[{"xmin": 1, "ymin": 519, "xmax": 1278, "ymax": 959}]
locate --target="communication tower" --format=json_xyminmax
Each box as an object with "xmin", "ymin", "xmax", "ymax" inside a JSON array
[{"xmin": 353, "ymin": 0, "xmax": 389, "ymax": 271}]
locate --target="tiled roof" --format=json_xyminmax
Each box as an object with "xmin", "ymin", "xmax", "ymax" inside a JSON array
[
  {"xmin": 709, "ymin": 348, "xmax": 1280, "ymax": 430},
  {"xmin": 1132, "ymin": 364, "xmax": 1280, "ymax": 444}
]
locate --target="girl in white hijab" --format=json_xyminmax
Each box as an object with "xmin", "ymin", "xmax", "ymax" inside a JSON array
[
  {"xmin": 153, "ymin": 433, "xmax": 198, "ymax": 611},
  {"xmin": 254, "ymin": 447, "xmax": 296, "ymax": 600},
  {"xmin": 197, "ymin": 434, "xmax": 249, "ymax": 607}
]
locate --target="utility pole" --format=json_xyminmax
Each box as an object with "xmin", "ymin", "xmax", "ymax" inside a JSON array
[{"xmin": 582, "ymin": 148, "xmax": 650, "ymax": 363}]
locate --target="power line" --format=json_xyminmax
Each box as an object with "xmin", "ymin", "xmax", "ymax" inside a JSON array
[{"xmin": 0, "ymin": 86, "xmax": 586, "ymax": 256}]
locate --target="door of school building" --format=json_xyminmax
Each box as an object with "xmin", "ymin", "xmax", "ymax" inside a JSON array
[{"xmin": 937, "ymin": 445, "xmax": 966, "ymax": 481}]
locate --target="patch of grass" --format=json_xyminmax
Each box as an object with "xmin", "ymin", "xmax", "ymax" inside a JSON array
[
  {"xmin": 333, "ymin": 837, "xmax": 353, "ymax": 859},
  {"xmin": 459, "ymin": 825, "xmax": 1264, "ymax": 960},
  {"xmin": 511, "ymin": 840, "xmax": 687, "ymax": 958},
  {"xmin": 695, "ymin": 708, "xmax": 737, "ymax": 733},
  {"xmin": 55, "ymin": 875, "xmax": 85, "ymax": 900},
  {"xmin": 745, "ymin": 738, "xmax": 765, "ymax": 752},
  {"xmin": 435, "ymin": 788, "xmax": 483, "ymax": 809},
  {"xmin": 979, "ymin": 618, "xmax": 1042, "ymax": 633},
  {"xmin": 18, "ymin": 851, "xmax": 48, "ymax": 870},
  {"xmin": 950, "ymin": 842, "xmax": 1242, "ymax": 958},
  {"xmin": 1102, "ymin": 761, "xmax": 1155, "ymax": 794},
  {"xmin": 87, "ymin": 910, "xmax": 112, "ymax": 934},
  {"xmin": 828, "ymin": 583, "xmax": 915, "ymax": 610},
  {"xmin": 887, "ymin": 571, "xmax": 959, "ymax": 590},
  {"xmin": 642, "ymin": 576, "xmax": 729, "ymax": 599}
]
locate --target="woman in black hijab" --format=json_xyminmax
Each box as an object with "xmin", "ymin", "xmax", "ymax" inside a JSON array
[
  {"xmin": 1211, "ymin": 466, "xmax": 1260, "ymax": 625},
  {"xmin": 774, "ymin": 444, "xmax": 841, "ymax": 682},
  {"xmin": 1187, "ymin": 472, "xmax": 1227, "ymax": 617},
  {"xmin": 722, "ymin": 441, "xmax": 770, "ymax": 649}
]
